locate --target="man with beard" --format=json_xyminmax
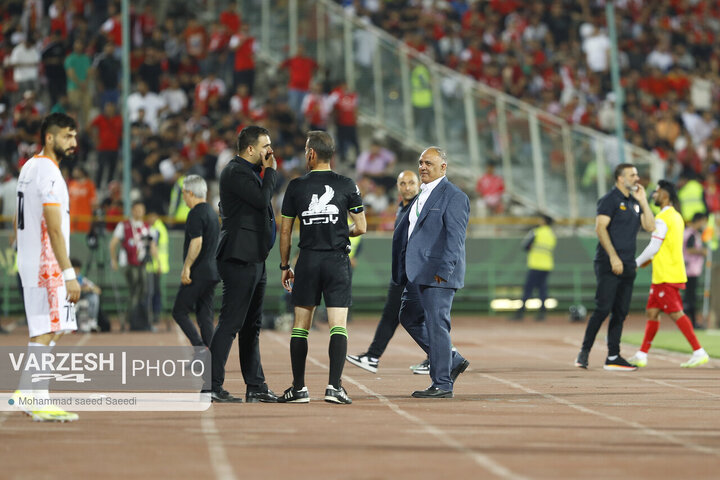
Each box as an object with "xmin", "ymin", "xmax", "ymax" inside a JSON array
[
  {"xmin": 575, "ymin": 164, "xmax": 655, "ymax": 370},
  {"xmin": 13, "ymin": 113, "xmax": 81, "ymax": 422},
  {"xmin": 628, "ymin": 181, "xmax": 709, "ymax": 368}
]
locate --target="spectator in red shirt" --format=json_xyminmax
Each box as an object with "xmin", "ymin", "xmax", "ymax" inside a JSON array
[
  {"xmin": 301, "ymin": 82, "xmax": 329, "ymax": 130},
  {"xmin": 90, "ymin": 101, "xmax": 123, "ymax": 188},
  {"xmin": 229, "ymin": 24, "xmax": 256, "ymax": 94},
  {"xmin": 280, "ymin": 45, "xmax": 318, "ymax": 121},
  {"xmin": 184, "ymin": 18, "xmax": 208, "ymax": 69},
  {"xmin": 194, "ymin": 72, "xmax": 226, "ymax": 116},
  {"xmin": 328, "ymin": 81, "xmax": 359, "ymax": 164},
  {"xmin": 476, "ymin": 162, "xmax": 505, "ymax": 215}
]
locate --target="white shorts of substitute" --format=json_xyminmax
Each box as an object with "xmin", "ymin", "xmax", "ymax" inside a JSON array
[{"xmin": 23, "ymin": 286, "xmax": 77, "ymax": 337}]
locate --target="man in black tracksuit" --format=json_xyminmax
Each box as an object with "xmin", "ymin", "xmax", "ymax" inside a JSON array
[{"xmin": 575, "ymin": 163, "xmax": 655, "ymax": 371}]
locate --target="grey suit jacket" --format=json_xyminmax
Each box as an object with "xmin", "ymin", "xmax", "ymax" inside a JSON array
[{"xmin": 392, "ymin": 176, "xmax": 469, "ymax": 289}]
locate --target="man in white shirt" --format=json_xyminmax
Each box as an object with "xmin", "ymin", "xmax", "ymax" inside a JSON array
[
  {"xmin": 582, "ymin": 27, "xmax": 610, "ymax": 73},
  {"xmin": 13, "ymin": 113, "xmax": 80, "ymax": 422},
  {"xmin": 391, "ymin": 147, "xmax": 470, "ymax": 398},
  {"xmin": 127, "ymin": 80, "xmax": 167, "ymax": 132},
  {"xmin": 7, "ymin": 35, "xmax": 40, "ymax": 98}
]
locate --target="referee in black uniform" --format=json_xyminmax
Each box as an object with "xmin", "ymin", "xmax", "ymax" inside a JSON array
[
  {"xmin": 575, "ymin": 163, "xmax": 654, "ymax": 370},
  {"xmin": 277, "ymin": 130, "xmax": 366, "ymax": 404}
]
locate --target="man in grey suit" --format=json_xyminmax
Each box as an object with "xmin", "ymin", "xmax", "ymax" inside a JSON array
[{"xmin": 392, "ymin": 147, "xmax": 470, "ymax": 398}]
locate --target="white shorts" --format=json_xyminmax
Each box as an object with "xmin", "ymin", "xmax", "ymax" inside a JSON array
[{"xmin": 23, "ymin": 286, "xmax": 77, "ymax": 337}]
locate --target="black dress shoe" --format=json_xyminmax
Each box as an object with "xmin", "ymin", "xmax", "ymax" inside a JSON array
[
  {"xmin": 245, "ymin": 389, "xmax": 279, "ymax": 403},
  {"xmin": 451, "ymin": 359, "xmax": 470, "ymax": 382},
  {"xmin": 411, "ymin": 387, "xmax": 453, "ymax": 398},
  {"xmin": 210, "ymin": 389, "xmax": 243, "ymax": 403}
]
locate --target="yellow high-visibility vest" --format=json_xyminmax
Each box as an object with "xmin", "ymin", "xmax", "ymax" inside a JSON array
[
  {"xmin": 411, "ymin": 64, "xmax": 433, "ymax": 108},
  {"xmin": 147, "ymin": 219, "xmax": 169, "ymax": 274},
  {"xmin": 678, "ymin": 179, "xmax": 706, "ymax": 222},
  {"xmin": 527, "ymin": 225, "xmax": 556, "ymax": 271}
]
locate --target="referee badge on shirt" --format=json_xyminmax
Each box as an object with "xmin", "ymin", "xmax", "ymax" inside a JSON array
[
  {"xmin": 634, "ymin": 204, "xmax": 640, "ymax": 213},
  {"xmin": 619, "ymin": 202, "xmax": 626, "ymax": 211}
]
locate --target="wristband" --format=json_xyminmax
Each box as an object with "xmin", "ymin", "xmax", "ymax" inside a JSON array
[
  {"xmin": 279, "ymin": 264, "xmax": 291, "ymax": 271},
  {"xmin": 62, "ymin": 268, "xmax": 76, "ymax": 282}
]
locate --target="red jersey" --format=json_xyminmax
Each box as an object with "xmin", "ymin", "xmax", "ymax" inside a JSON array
[
  {"xmin": 281, "ymin": 56, "xmax": 318, "ymax": 91},
  {"xmin": 330, "ymin": 89, "xmax": 357, "ymax": 127},
  {"xmin": 91, "ymin": 114, "xmax": 123, "ymax": 151},
  {"xmin": 476, "ymin": 173, "xmax": 505, "ymax": 197},
  {"xmin": 231, "ymin": 34, "xmax": 255, "ymax": 71}
]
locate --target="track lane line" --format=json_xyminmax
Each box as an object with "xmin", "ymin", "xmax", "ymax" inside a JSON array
[
  {"xmin": 268, "ymin": 332, "xmax": 528, "ymax": 480},
  {"xmin": 175, "ymin": 324, "xmax": 237, "ymax": 480}
]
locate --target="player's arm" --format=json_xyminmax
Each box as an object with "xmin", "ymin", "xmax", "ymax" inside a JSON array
[
  {"xmin": 631, "ymin": 184, "xmax": 655, "ymax": 232},
  {"xmin": 635, "ymin": 218, "xmax": 667, "ymax": 267},
  {"xmin": 181, "ymin": 236, "xmax": 202, "ymax": 285},
  {"xmin": 43, "ymin": 204, "xmax": 80, "ymax": 303},
  {"xmin": 596, "ymin": 214, "xmax": 623, "ymax": 275},
  {"xmin": 348, "ymin": 209, "xmax": 366, "ymax": 237},
  {"xmin": 279, "ymin": 215, "xmax": 295, "ymax": 292}
]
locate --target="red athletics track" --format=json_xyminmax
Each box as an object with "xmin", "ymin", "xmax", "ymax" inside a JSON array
[{"xmin": 0, "ymin": 314, "xmax": 718, "ymax": 480}]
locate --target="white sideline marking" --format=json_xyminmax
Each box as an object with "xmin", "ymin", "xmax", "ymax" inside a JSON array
[
  {"xmin": 268, "ymin": 333, "xmax": 526, "ymax": 480},
  {"xmin": 175, "ymin": 325, "xmax": 236, "ymax": 480},
  {"xmin": 201, "ymin": 412, "xmax": 237, "ymax": 480},
  {"xmin": 479, "ymin": 373, "xmax": 719, "ymax": 456},
  {"xmin": 639, "ymin": 377, "xmax": 720, "ymax": 398}
]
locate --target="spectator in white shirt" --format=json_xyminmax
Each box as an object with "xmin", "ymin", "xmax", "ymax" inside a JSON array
[
  {"xmin": 646, "ymin": 39, "xmax": 674, "ymax": 73},
  {"xmin": 127, "ymin": 80, "xmax": 167, "ymax": 132},
  {"xmin": 582, "ymin": 27, "xmax": 610, "ymax": 73},
  {"xmin": 160, "ymin": 76, "xmax": 189, "ymax": 115},
  {"xmin": 7, "ymin": 35, "xmax": 40, "ymax": 97}
]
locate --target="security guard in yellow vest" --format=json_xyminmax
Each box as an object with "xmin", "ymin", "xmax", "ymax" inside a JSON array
[
  {"xmin": 146, "ymin": 210, "xmax": 170, "ymax": 328},
  {"xmin": 169, "ymin": 175, "xmax": 190, "ymax": 226},
  {"xmin": 411, "ymin": 62, "xmax": 434, "ymax": 141},
  {"xmin": 513, "ymin": 215, "xmax": 557, "ymax": 321},
  {"xmin": 678, "ymin": 174, "xmax": 706, "ymax": 222}
]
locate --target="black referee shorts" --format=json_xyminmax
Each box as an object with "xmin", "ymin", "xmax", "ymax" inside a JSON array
[{"xmin": 292, "ymin": 249, "xmax": 352, "ymax": 308}]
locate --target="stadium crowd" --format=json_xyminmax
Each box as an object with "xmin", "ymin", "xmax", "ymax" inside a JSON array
[{"xmin": 0, "ymin": 0, "xmax": 719, "ymax": 235}]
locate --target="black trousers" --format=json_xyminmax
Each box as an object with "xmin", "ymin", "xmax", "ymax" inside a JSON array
[
  {"xmin": 95, "ymin": 150, "xmax": 118, "ymax": 188},
  {"xmin": 366, "ymin": 281, "xmax": 405, "ymax": 359},
  {"xmin": 172, "ymin": 277, "xmax": 218, "ymax": 347},
  {"xmin": 581, "ymin": 262, "xmax": 636, "ymax": 357},
  {"xmin": 684, "ymin": 276, "xmax": 700, "ymax": 326},
  {"xmin": 519, "ymin": 269, "xmax": 550, "ymax": 311},
  {"xmin": 210, "ymin": 260, "xmax": 267, "ymax": 392}
]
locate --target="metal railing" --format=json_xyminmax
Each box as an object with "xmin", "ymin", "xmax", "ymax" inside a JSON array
[{"xmin": 237, "ymin": 0, "xmax": 663, "ymax": 219}]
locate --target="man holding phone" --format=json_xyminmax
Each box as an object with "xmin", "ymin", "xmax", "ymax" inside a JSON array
[
  {"xmin": 209, "ymin": 126, "xmax": 279, "ymax": 403},
  {"xmin": 575, "ymin": 163, "xmax": 655, "ymax": 370}
]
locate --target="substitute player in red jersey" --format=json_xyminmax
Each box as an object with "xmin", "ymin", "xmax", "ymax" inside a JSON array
[
  {"xmin": 13, "ymin": 113, "xmax": 81, "ymax": 422},
  {"xmin": 629, "ymin": 180, "xmax": 709, "ymax": 368}
]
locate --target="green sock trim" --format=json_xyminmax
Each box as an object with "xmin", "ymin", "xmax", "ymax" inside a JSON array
[
  {"xmin": 291, "ymin": 328, "xmax": 309, "ymax": 339},
  {"xmin": 329, "ymin": 326, "xmax": 348, "ymax": 338}
]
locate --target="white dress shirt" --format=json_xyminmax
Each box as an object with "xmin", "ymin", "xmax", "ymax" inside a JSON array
[{"xmin": 408, "ymin": 175, "xmax": 444, "ymax": 239}]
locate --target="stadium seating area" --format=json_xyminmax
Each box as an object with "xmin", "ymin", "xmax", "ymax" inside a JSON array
[{"xmin": 0, "ymin": 0, "xmax": 719, "ymax": 228}]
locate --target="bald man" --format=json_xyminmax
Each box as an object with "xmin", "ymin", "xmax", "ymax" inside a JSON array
[
  {"xmin": 347, "ymin": 171, "xmax": 427, "ymax": 373},
  {"xmin": 391, "ymin": 148, "xmax": 470, "ymax": 398}
]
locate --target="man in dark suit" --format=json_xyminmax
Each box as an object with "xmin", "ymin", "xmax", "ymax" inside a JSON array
[
  {"xmin": 392, "ymin": 147, "xmax": 470, "ymax": 398},
  {"xmin": 209, "ymin": 126, "xmax": 279, "ymax": 403}
]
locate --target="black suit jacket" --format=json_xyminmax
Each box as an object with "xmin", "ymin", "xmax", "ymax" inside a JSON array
[{"xmin": 216, "ymin": 156, "xmax": 277, "ymax": 264}]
